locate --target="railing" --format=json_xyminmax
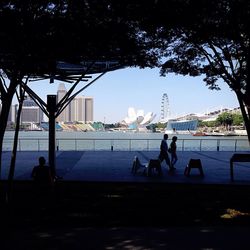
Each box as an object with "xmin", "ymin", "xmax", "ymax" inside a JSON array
[{"xmin": 2, "ymin": 138, "xmax": 250, "ymax": 152}]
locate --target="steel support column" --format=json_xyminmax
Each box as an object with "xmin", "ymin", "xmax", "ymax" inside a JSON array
[{"xmin": 47, "ymin": 95, "xmax": 57, "ymax": 177}]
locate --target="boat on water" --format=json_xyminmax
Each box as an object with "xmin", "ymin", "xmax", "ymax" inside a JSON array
[
  {"xmin": 205, "ymin": 132, "xmax": 225, "ymax": 136},
  {"xmin": 192, "ymin": 131, "xmax": 226, "ymax": 136},
  {"xmin": 192, "ymin": 132, "xmax": 208, "ymax": 136},
  {"xmin": 234, "ymin": 129, "xmax": 247, "ymax": 136}
]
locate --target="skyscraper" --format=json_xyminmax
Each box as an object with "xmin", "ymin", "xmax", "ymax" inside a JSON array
[
  {"xmin": 57, "ymin": 83, "xmax": 93, "ymax": 123},
  {"xmin": 85, "ymin": 97, "xmax": 93, "ymax": 123},
  {"xmin": 77, "ymin": 96, "xmax": 86, "ymax": 122},
  {"xmin": 69, "ymin": 96, "xmax": 85, "ymax": 122},
  {"xmin": 57, "ymin": 83, "xmax": 69, "ymax": 122}
]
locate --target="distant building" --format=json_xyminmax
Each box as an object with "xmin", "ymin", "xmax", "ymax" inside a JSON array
[
  {"xmin": 77, "ymin": 96, "xmax": 86, "ymax": 122},
  {"xmin": 57, "ymin": 83, "xmax": 93, "ymax": 123},
  {"xmin": 0, "ymin": 103, "xmax": 18, "ymax": 123},
  {"xmin": 85, "ymin": 97, "xmax": 93, "ymax": 123},
  {"xmin": 57, "ymin": 83, "xmax": 70, "ymax": 122},
  {"xmin": 165, "ymin": 119, "xmax": 198, "ymax": 132},
  {"xmin": 8, "ymin": 104, "xmax": 18, "ymax": 123},
  {"xmin": 21, "ymin": 106, "xmax": 41, "ymax": 123},
  {"xmin": 69, "ymin": 96, "xmax": 86, "ymax": 122},
  {"xmin": 21, "ymin": 95, "xmax": 43, "ymax": 123},
  {"xmin": 122, "ymin": 107, "xmax": 156, "ymax": 130}
]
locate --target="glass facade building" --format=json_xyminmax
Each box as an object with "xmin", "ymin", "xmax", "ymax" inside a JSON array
[{"xmin": 166, "ymin": 119, "xmax": 198, "ymax": 131}]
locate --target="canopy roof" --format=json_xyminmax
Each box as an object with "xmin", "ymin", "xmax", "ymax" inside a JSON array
[
  {"xmin": 0, "ymin": 1, "xmax": 158, "ymax": 81},
  {"xmin": 28, "ymin": 60, "xmax": 123, "ymax": 83}
]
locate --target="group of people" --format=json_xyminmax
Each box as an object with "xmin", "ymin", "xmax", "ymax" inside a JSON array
[{"xmin": 159, "ymin": 133, "xmax": 178, "ymax": 171}]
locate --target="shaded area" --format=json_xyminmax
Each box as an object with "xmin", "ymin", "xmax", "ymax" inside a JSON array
[
  {"xmin": 1, "ymin": 151, "xmax": 250, "ymax": 248},
  {"xmin": 56, "ymin": 151, "xmax": 85, "ymax": 177},
  {"xmin": 2, "ymin": 150, "xmax": 250, "ymax": 184},
  {"xmin": 1, "ymin": 181, "xmax": 250, "ymax": 249}
]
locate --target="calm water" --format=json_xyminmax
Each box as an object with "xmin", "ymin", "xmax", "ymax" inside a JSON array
[{"xmin": 3, "ymin": 131, "xmax": 249, "ymax": 151}]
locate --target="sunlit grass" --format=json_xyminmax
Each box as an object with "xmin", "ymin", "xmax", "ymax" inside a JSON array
[{"xmin": 220, "ymin": 208, "xmax": 250, "ymax": 219}]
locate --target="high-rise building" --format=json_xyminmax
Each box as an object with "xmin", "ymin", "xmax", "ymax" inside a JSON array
[
  {"xmin": 69, "ymin": 96, "xmax": 86, "ymax": 122},
  {"xmin": 57, "ymin": 83, "xmax": 69, "ymax": 122},
  {"xmin": 21, "ymin": 95, "xmax": 43, "ymax": 123},
  {"xmin": 0, "ymin": 103, "xmax": 18, "ymax": 123},
  {"xmin": 69, "ymin": 97, "xmax": 77, "ymax": 122},
  {"xmin": 85, "ymin": 97, "xmax": 93, "ymax": 123},
  {"xmin": 57, "ymin": 83, "xmax": 93, "ymax": 123},
  {"xmin": 21, "ymin": 106, "xmax": 41, "ymax": 123},
  {"xmin": 7, "ymin": 104, "xmax": 17, "ymax": 123},
  {"xmin": 77, "ymin": 96, "xmax": 86, "ymax": 122}
]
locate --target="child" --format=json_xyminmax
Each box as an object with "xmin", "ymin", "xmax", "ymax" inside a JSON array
[{"xmin": 169, "ymin": 136, "xmax": 178, "ymax": 169}]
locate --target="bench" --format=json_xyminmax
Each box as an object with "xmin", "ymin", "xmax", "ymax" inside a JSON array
[{"xmin": 230, "ymin": 153, "xmax": 250, "ymax": 181}]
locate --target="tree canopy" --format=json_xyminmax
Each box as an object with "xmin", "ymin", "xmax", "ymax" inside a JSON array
[
  {"xmin": 0, "ymin": 0, "xmax": 250, "ymax": 139},
  {"xmin": 139, "ymin": 0, "xmax": 250, "ymax": 140},
  {"xmin": 1, "ymin": 0, "xmax": 250, "ymax": 195},
  {"xmin": 0, "ymin": 0, "xmax": 162, "ymax": 79}
]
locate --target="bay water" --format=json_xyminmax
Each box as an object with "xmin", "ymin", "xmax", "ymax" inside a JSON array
[{"xmin": 3, "ymin": 131, "xmax": 249, "ymax": 151}]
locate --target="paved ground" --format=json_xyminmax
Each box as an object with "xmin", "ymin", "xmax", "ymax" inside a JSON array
[
  {"xmin": 2, "ymin": 226, "xmax": 250, "ymax": 250},
  {"xmin": 1, "ymin": 150, "xmax": 250, "ymax": 250},
  {"xmin": 1, "ymin": 150, "xmax": 250, "ymax": 184}
]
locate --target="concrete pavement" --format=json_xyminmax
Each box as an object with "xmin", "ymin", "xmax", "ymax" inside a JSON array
[
  {"xmin": 1, "ymin": 150, "xmax": 250, "ymax": 185},
  {"xmin": 1, "ymin": 150, "xmax": 250, "ymax": 250}
]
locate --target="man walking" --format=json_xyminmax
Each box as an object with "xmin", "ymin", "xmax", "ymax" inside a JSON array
[{"xmin": 159, "ymin": 134, "xmax": 175, "ymax": 171}]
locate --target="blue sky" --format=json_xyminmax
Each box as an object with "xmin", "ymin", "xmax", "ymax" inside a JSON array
[{"xmin": 27, "ymin": 67, "xmax": 239, "ymax": 124}]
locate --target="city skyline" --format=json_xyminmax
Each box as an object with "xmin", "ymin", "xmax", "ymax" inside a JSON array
[
  {"xmin": 7, "ymin": 84, "xmax": 94, "ymax": 125},
  {"xmin": 11, "ymin": 67, "xmax": 239, "ymax": 124}
]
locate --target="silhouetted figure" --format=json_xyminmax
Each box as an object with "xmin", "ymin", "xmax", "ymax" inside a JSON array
[
  {"xmin": 159, "ymin": 134, "xmax": 174, "ymax": 171},
  {"xmin": 31, "ymin": 156, "xmax": 54, "ymax": 202},
  {"xmin": 170, "ymin": 136, "xmax": 178, "ymax": 168}
]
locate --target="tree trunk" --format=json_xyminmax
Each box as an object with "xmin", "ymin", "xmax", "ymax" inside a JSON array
[
  {"xmin": 6, "ymin": 87, "xmax": 25, "ymax": 203},
  {"xmin": 243, "ymin": 46, "xmax": 250, "ymax": 143},
  {"xmin": 235, "ymin": 91, "xmax": 250, "ymax": 143},
  {"xmin": 0, "ymin": 79, "xmax": 18, "ymax": 179},
  {"xmin": 0, "ymin": 101, "xmax": 11, "ymax": 179}
]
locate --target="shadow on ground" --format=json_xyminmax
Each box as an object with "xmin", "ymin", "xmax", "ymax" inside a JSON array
[{"xmin": 1, "ymin": 181, "xmax": 250, "ymax": 249}]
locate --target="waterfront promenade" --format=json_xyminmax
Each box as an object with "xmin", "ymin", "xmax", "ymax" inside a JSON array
[
  {"xmin": 1, "ymin": 150, "xmax": 250, "ymax": 184},
  {"xmin": 1, "ymin": 150, "xmax": 250, "ymax": 250}
]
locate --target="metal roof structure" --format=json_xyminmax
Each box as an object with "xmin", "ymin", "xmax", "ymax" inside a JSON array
[{"xmin": 28, "ymin": 60, "xmax": 124, "ymax": 83}]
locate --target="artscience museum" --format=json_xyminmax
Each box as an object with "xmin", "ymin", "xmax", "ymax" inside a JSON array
[{"xmin": 122, "ymin": 107, "xmax": 156, "ymax": 131}]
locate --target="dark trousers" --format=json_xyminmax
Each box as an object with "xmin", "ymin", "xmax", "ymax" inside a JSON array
[
  {"xmin": 159, "ymin": 152, "xmax": 171, "ymax": 168},
  {"xmin": 171, "ymin": 152, "xmax": 178, "ymax": 166}
]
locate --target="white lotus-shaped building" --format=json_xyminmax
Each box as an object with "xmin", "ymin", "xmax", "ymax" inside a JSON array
[{"xmin": 122, "ymin": 107, "xmax": 156, "ymax": 130}]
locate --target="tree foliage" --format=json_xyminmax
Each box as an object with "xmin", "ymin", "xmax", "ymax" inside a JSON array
[
  {"xmin": 216, "ymin": 112, "xmax": 244, "ymax": 126},
  {"xmin": 0, "ymin": 0, "xmax": 163, "ymax": 178},
  {"xmin": 217, "ymin": 112, "xmax": 234, "ymax": 126},
  {"xmin": 154, "ymin": 0, "xmax": 250, "ymax": 140},
  {"xmin": 198, "ymin": 120, "xmax": 219, "ymax": 128},
  {"xmin": 0, "ymin": 0, "xmax": 162, "ymax": 76},
  {"xmin": 0, "ymin": 0, "xmax": 250, "ymax": 170},
  {"xmin": 232, "ymin": 113, "xmax": 244, "ymax": 126}
]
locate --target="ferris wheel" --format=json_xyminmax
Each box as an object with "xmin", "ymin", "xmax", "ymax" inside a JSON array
[{"xmin": 161, "ymin": 93, "xmax": 170, "ymax": 122}]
